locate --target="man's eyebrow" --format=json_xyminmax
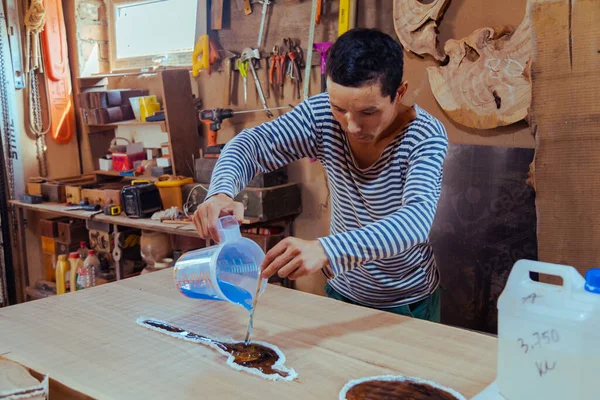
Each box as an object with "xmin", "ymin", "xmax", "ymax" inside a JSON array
[
  {"xmin": 361, "ymin": 106, "xmax": 378, "ymax": 112},
  {"xmin": 331, "ymin": 102, "xmax": 344, "ymax": 109}
]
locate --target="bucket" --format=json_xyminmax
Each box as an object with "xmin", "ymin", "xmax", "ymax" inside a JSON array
[
  {"xmin": 154, "ymin": 176, "xmax": 193, "ymax": 210},
  {"xmin": 173, "ymin": 216, "xmax": 267, "ymax": 310},
  {"xmin": 497, "ymin": 260, "xmax": 600, "ymax": 400}
]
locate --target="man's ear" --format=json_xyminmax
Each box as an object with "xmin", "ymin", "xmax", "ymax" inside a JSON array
[{"xmin": 394, "ymin": 81, "xmax": 409, "ymax": 103}]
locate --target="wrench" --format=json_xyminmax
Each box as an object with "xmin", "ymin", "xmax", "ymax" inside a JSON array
[
  {"xmin": 257, "ymin": 0, "xmax": 271, "ymax": 48},
  {"xmin": 241, "ymin": 48, "xmax": 273, "ymax": 118}
]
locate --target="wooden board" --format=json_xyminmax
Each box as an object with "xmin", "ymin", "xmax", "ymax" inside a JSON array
[
  {"xmin": 161, "ymin": 69, "xmax": 201, "ymax": 177},
  {"xmin": 528, "ymin": 0, "xmax": 600, "ymax": 279},
  {"xmin": 0, "ymin": 269, "xmax": 496, "ymax": 399}
]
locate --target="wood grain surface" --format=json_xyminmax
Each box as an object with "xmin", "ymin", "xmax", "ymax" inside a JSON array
[{"xmin": 0, "ymin": 269, "xmax": 497, "ymax": 399}]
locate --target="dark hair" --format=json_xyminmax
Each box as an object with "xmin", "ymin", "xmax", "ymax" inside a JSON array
[{"xmin": 326, "ymin": 28, "xmax": 404, "ymax": 101}]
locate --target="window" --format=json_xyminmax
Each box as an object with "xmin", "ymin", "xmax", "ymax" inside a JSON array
[{"xmin": 109, "ymin": 0, "xmax": 198, "ymax": 69}]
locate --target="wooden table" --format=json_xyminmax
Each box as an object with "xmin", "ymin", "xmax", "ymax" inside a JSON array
[{"xmin": 0, "ymin": 269, "xmax": 497, "ymax": 399}]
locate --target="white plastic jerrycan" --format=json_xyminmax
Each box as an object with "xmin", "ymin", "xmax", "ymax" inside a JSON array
[
  {"xmin": 497, "ymin": 259, "xmax": 600, "ymax": 400},
  {"xmin": 173, "ymin": 216, "xmax": 267, "ymax": 310}
]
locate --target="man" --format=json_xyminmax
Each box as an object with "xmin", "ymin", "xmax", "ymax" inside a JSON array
[{"xmin": 193, "ymin": 28, "xmax": 448, "ymax": 322}]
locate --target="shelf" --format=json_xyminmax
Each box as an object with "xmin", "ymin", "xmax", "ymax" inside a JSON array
[
  {"xmin": 88, "ymin": 120, "xmax": 167, "ymax": 133},
  {"xmin": 9, "ymin": 200, "xmax": 260, "ymax": 234},
  {"xmin": 93, "ymin": 170, "xmax": 158, "ymax": 182}
]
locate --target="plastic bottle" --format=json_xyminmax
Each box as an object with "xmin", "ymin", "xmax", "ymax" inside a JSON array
[
  {"xmin": 55, "ymin": 255, "xmax": 71, "ymax": 295},
  {"xmin": 83, "ymin": 250, "xmax": 100, "ymax": 288},
  {"xmin": 68, "ymin": 252, "xmax": 81, "ymax": 292},
  {"xmin": 497, "ymin": 260, "xmax": 600, "ymax": 400},
  {"xmin": 78, "ymin": 241, "xmax": 89, "ymax": 261}
]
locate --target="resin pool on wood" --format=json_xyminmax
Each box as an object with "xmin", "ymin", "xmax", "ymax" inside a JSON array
[
  {"xmin": 136, "ymin": 317, "xmax": 297, "ymax": 382},
  {"xmin": 339, "ymin": 375, "xmax": 466, "ymax": 400}
]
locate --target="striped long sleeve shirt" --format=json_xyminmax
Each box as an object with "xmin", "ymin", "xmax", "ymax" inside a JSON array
[{"xmin": 206, "ymin": 93, "xmax": 448, "ymax": 308}]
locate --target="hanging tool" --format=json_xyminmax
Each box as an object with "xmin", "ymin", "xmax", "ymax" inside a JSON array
[
  {"xmin": 284, "ymin": 39, "xmax": 303, "ymax": 100},
  {"xmin": 314, "ymin": 42, "xmax": 332, "ymax": 92},
  {"xmin": 316, "ymin": 0, "xmax": 323, "ymax": 24},
  {"xmin": 24, "ymin": 0, "xmax": 51, "ymax": 176},
  {"xmin": 303, "ymin": 0, "xmax": 319, "ymax": 100},
  {"xmin": 211, "ymin": 0, "xmax": 224, "ymax": 30},
  {"xmin": 256, "ymin": 0, "xmax": 271, "ymax": 48},
  {"xmin": 235, "ymin": 58, "xmax": 249, "ymax": 105},
  {"xmin": 269, "ymin": 46, "xmax": 285, "ymax": 98},
  {"xmin": 221, "ymin": 51, "xmax": 237, "ymax": 105},
  {"xmin": 235, "ymin": 0, "xmax": 252, "ymax": 15},
  {"xmin": 192, "ymin": 34, "xmax": 219, "ymax": 77},
  {"xmin": 199, "ymin": 105, "xmax": 292, "ymax": 156},
  {"xmin": 41, "ymin": 0, "xmax": 77, "ymax": 144},
  {"xmin": 264, "ymin": 56, "xmax": 270, "ymax": 99},
  {"xmin": 241, "ymin": 48, "xmax": 273, "ymax": 117},
  {"xmin": 5, "ymin": 0, "xmax": 25, "ymax": 89},
  {"xmin": 338, "ymin": 0, "xmax": 357, "ymax": 36}
]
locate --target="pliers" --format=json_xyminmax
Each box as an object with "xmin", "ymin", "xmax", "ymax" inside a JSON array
[{"xmin": 284, "ymin": 38, "xmax": 303, "ymax": 99}]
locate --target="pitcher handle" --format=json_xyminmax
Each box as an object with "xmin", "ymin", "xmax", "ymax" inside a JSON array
[
  {"xmin": 507, "ymin": 259, "xmax": 586, "ymax": 297},
  {"xmin": 218, "ymin": 215, "xmax": 242, "ymax": 243}
]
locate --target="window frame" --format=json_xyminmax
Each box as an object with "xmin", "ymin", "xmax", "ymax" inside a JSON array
[{"xmin": 107, "ymin": 0, "xmax": 195, "ymax": 71}]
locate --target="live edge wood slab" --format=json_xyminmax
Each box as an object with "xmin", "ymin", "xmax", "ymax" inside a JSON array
[{"xmin": 0, "ymin": 269, "xmax": 496, "ymax": 399}]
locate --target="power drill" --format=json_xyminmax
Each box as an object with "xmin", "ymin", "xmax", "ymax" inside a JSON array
[{"xmin": 199, "ymin": 108, "xmax": 235, "ymax": 157}]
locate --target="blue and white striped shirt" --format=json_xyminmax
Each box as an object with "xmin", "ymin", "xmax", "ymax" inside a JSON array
[{"xmin": 206, "ymin": 93, "xmax": 448, "ymax": 308}]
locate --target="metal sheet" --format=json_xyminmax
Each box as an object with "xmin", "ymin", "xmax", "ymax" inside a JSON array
[{"xmin": 430, "ymin": 144, "xmax": 537, "ymax": 334}]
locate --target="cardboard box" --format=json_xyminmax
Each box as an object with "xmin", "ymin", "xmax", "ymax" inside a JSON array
[
  {"xmin": 89, "ymin": 229, "xmax": 113, "ymax": 253},
  {"xmin": 41, "ymin": 236, "xmax": 56, "ymax": 254},
  {"xmin": 57, "ymin": 219, "xmax": 88, "ymax": 244},
  {"xmin": 41, "ymin": 182, "xmax": 66, "ymax": 203},
  {"xmin": 39, "ymin": 217, "xmax": 70, "ymax": 238},
  {"xmin": 56, "ymin": 241, "xmax": 80, "ymax": 256}
]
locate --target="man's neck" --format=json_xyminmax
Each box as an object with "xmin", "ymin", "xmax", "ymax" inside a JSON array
[{"xmin": 375, "ymin": 104, "xmax": 415, "ymax": 146}]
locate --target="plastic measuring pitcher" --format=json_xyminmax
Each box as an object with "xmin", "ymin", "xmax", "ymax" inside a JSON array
[{"xmin": 173, "ymin": 216, "xmax": 267, "ymax": 310}]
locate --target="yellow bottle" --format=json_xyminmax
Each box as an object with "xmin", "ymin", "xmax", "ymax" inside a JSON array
[
  {"xmin": 69, "ymin": 252, "xmax": 80, "ymax": 292},
  {"xmin": 55, "ymin": 255, "xmax": 71, "ymax": 295}
]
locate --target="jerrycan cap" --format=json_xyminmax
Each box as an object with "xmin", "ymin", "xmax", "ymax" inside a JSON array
[{"xmin": 584, "ymin": 268, "xmax": 600, "ymax": 294}]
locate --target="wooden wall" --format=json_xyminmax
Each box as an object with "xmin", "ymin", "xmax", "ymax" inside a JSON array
[
  {"xmin": 37, "ymin": 0, "xmax": 534, "ymax": 297},
  {"xmin": 193, "ymin": 0, "xmax": 534, "ymax": 294}
]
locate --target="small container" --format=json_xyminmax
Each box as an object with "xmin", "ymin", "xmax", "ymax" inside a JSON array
[
  {"xmin": 173, "ymin": 216, "xmax": 267, "ymax": 311},
  {"xmin": 497, "ymin": 260, "xmax": 600, "ymax": 400},
  {"xmin": 68, "ymin": 252, "xmax": 81, "ymax": 292},
  {"xmin": 154, "ymin": 177, "xmax": 193, "ymax": 210},
  {"xmin": 55, "ymin": 255, "xmax": 71, "ymax": 295}
]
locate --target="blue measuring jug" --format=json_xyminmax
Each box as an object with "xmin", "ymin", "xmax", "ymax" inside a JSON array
[{"xmin": 173, "ymin": 216, "xmax": 267, "ymax": 310}]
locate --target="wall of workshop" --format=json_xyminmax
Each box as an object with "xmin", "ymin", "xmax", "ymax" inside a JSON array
[
  {"xmin": 9, "ymin": 1, "xmax": 83, "ymax": 300},
  {"xmin": 193, "ymin": 0, "xmax": 534, "ymax": 295}
]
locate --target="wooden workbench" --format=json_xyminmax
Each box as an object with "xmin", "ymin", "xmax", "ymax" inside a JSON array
[{"xmin": 0, "ymin": 269, "xmax": 497, "ymax": 399}]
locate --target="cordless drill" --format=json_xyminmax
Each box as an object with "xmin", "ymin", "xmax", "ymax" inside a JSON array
[{"xmin": 199, "ymin": 108, "xmax": 235, "ymax": 154}]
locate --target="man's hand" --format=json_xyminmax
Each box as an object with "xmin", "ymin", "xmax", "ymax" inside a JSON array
[
  {"xmin": 261, "ymin": 238, "xmax": 329, "ymax": 280},
  {"xmin": 193, "ymin": 194, "xmax": 245, "ymax": 242}
]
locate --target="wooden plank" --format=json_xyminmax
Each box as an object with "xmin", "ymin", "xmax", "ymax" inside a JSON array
[
  {"xmin": 160, "ymin": 69, "xmax": 201, "ymax": 177},
  {"xmin": 0, "ymin": 270, "xmax": 496, "ymax": 399},
  {"xmin": 528, "ymin": 0, "xmax": 600, "ymax": 278},
  {"xmin": 211, "ymin": 0, "xmax": 224, "ymax": 30}
]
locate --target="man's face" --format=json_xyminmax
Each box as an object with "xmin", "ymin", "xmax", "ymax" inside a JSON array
[{"xmin": 328, "ymin": 79, "xmax": 405, "ymax": 144}]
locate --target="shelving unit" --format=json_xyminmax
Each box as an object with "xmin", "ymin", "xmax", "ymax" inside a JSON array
[
  {"xmin": 9, "ymin": 200, "xmax": 271, "ymax": 302},
  {"xmin": 76, "ymin": 69, "xmax": 201, "ymax": 176}
]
